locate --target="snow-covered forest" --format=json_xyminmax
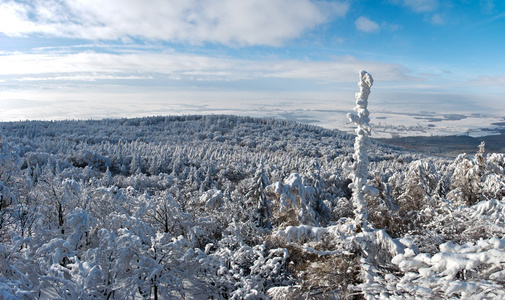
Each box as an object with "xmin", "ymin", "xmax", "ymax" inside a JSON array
[{"xmin": 1, "ymin": 113, "xmax": 505, "ymax": 299}]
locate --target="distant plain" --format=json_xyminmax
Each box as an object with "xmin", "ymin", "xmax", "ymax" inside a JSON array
[{"xmin": 1, "ymin": 95, "xmax": 503, "ymax": 156}]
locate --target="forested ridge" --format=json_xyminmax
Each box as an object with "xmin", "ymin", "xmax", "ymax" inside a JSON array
[{"xmin": 1, "ymin": 115, "xmax": 505, "ymax": 299}]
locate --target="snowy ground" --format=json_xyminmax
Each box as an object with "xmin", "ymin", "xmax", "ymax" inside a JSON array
[
  {"xmin": 266, "ymin": 109, "xmax": 504, "ymax": 139},
  {"xmin": 369, "ymin": 112, "xmax": 504, "ymax": 139}
]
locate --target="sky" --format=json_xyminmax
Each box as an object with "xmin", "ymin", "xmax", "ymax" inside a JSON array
[{"xmin": 0, "ymin": 0, "xmax": 504, "ymax": 131}]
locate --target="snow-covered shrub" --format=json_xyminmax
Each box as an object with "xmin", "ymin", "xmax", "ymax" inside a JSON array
[
  {"xmin": 200, "ymin": 189, "xmax": 224, "ymax": 211},
  {"xmin": 481, "ymin": 173, "xmax": 505, "ymax": 200},
  {"xmin": 447, "ymin": 143, "xmax": 487, "ymax": 206},
  {"xmin": 0, "ymin": 236, "xmax": 35, "ymax": 299},
  {"xmin": 134, "ymin": 233, "xmax": 186, "ymax": 299},
  {"xmin": 370, "ymin": 159, "xmax": 442, "ymax": 238},
  {"xmin": 365, "ymin": 171, "xmax": 402, "ymax": 237},
  {"xmin": 481, "ymin": 151, "xmax": 505, "ymax": 200},
  {"xmin": 446, "ymin": 143, "xmax": 505, "ymax": 206},
  {"xmin": 65, "ymin": 208, "xmax": 92, "ymax": 250},
  {"xmin": 267, "ymin": 173, "xmax": 321, "ymax": 227},
  {"xmin": 413, "ymin": 196, "xmax": 505, "ymax": 255},
  {"xmin": 188, "ymin": 217, "xmax": 222, "ymax": 249},
  {"xmin": 448, "ymin": 155, "xmax": 480, "ymax": 205},
  {"xmin": 183, "ymin": 238, "xmax": 290, "ymax": 299},
  {"xmin": 268, "ymin": 222, "xmax": 363, "ymax": 299},
  {"xmin": 298, "ymin": 254, "xmax": 361, "ymax": 299},
  {"xmin": 487, "ymin": 152, "xmax": 505, "ymax": 171},
  {"xmin": 267, "ymin": 286, "xmax": 303, "ymax": 300},
  {"xmin": 274, "ymin": 224, "xmax": 329, "ymax": 244},
  {"xmin": 397, "ymin": 160, "xmax": 439, "ymax": 211},
  {"xmin": 471, "ymin": 198, "xmax": 505, "ymax": 222}
]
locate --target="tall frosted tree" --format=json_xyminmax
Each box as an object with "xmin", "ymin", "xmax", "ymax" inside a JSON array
[
  {"xmin": 246, "ymin": 163, "xmax": 271, "ymax": 229},
  {"xmin": 346, "ymin": 70, "xmax": 377, "ymax": 230}
]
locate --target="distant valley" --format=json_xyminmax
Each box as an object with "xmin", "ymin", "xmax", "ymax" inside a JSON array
[{"xmin": 377, "ymin": 130, "xmax": 505, "ymax": 157}]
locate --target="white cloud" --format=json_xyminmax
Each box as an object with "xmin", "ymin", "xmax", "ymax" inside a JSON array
[
  {"xmin": 391, "ymin": 0, "xmax": 445, "ymax": 26},
  {"xmin": 0, "ymin": 0, "xmax": 349, "ymax": 46},
  {"xmin": 391, "ymin": 0, "xmax": 439, "ymax": 13},
  {"xmin": 0, "ymin": 51, "xmax": 417, "ymax": 84},
  {"xmin": 355, "ymin": 16, "xmax": 380, "ymax": 33},
  {"xmin": 0, "ymin": 2, "xmax": 49, "ymax": 36},
  {"xmin": 15, "ymin": 75, "xmax": 153, "ymax": 82}
]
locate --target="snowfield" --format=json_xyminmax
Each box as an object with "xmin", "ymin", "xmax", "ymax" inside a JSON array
[{"xmin": 1, "ymin": 114, "xmax": 504, "ymax": 299}]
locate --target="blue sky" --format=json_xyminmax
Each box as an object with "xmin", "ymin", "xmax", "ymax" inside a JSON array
[{"xmin": 0, "ymin": 0, "xmax": 504, "ymax": 124}]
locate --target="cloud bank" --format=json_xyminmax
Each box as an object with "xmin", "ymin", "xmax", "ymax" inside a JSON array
[
  {"xmin": 0, "ymin": 51, "xmax": 418, "ymax": 84},
  {"xmin": 0, "ymin": 0, "xmax": 349, "ymax": 46}
]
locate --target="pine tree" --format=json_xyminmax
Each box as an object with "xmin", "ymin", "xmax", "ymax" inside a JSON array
[
  {"xmin": 130, "ymin": 153, "xmax": 143, "ymax": 175},
  {"xmin": 246, "ymin": 164, "xmax": 272, "ymax": 229}
]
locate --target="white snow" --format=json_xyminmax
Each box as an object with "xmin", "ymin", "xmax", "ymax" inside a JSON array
[
  {"xmin": 391, "ymin": 237, "xmax": 505, "ymax": 298},
  {"xmin": 274, "ymin": 225, "xmax": 329, "ymax": 243}
]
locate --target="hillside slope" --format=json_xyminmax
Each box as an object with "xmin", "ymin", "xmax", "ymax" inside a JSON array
[{"xmin": 1, "ymin": 115, "xmax": 504, "ymax": 299}]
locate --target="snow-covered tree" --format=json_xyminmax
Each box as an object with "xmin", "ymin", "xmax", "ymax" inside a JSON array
[
  {"xmin": 267, "ymin": 173, "xmax": 319, "ymax": 227},
  {"xmin": 246, "ymin": 163, "xmax": 272, "ymax": 229},
  {"xmin": 346, "ymin": 70, "xmax": 378, "ymax": 230},
  {"xmin": 447, "ymin": 143, "xmax": 488, "ymax": 206},
  {"xmin": 147, "ymin": 191, "xmax": 188, "ymax": 235},
  {"xmin": 0, "ymin": 137, "xmax": 25, "ymax": 236},
  {"xmin": 2, "ymin": 114, "xmax": 505, "ymax": 298}
]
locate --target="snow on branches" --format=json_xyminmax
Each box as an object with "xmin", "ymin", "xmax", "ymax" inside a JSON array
[{"xmin": 1, "ymin": 110, "xmax": 505, "ymax": 298}]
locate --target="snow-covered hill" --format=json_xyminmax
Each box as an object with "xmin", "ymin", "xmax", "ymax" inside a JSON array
[{"xmin": 1, "ymin": 115, "xmax": 504, "ymax": 299}]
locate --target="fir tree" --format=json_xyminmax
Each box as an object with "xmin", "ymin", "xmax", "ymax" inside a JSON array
[{"xmin": 246, "ymin": 163, "xmax": 272, "ymax": 229}]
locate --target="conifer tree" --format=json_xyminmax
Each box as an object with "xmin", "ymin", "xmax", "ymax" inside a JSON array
[{"xmin": 246, "ymin": 164, "xmax": 271, "ymax": 229}]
